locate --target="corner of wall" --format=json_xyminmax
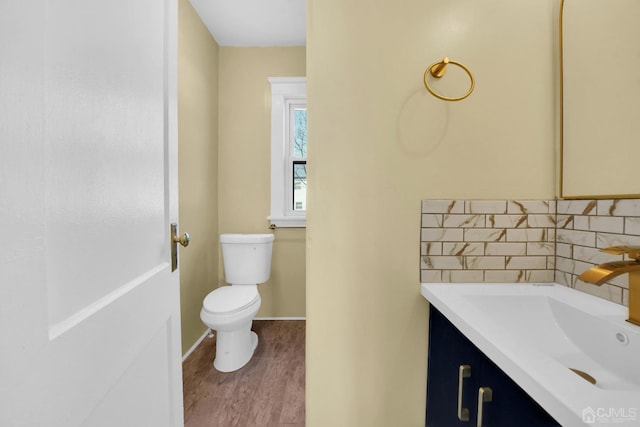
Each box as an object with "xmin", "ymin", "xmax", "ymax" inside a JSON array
[{"xmin": 177, "ymin": 0, "xmax": 220, "ymax": 355}]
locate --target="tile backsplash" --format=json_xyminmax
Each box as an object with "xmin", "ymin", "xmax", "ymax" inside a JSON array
[
  {"xmin": 420, "ymin": 199, "xmax": 640, "ymax": 307},
  {"xmin": 555, "ymin": 199, "xmax": 640, "ymax": 306},
  {"xmin": 421, "ymin": 200, "xmax": 556, "ymax": 284}
]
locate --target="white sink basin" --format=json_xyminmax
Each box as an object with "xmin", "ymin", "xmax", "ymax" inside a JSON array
[
  {"xmin": 421, "ymin": 283, "xmax": 640, "ymax": 426},
  {"xmin": 550, "ymin": 297, "xmax": 640, "ymax": 391}
]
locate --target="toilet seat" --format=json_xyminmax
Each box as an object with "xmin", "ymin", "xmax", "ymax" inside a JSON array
[{"xmin": 202, "ymin": 285, "xmax": 259, "ymax": 315}]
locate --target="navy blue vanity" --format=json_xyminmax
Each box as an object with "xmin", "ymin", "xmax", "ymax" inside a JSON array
[{"xmin": 426, "ymin": 306, "xmax": 560, "ymax": 427}]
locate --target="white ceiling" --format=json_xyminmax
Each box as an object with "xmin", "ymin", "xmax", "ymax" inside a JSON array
[{"xmin": 189, "ymin": 0, "xmax": 306, "ymax": 47}]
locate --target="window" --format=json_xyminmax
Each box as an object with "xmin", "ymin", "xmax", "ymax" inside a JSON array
[
  {"xmin": 268, "ymin": 77, "xmax": 306, "ymax": 228},
  {"xmin": 291, "ymin": 106, "xmax": 307, "ymax": 211}
]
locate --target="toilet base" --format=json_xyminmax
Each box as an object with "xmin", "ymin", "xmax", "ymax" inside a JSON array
[{"xmin": 213, "ymin": 326, "xmax": 259, "ymax": 373}]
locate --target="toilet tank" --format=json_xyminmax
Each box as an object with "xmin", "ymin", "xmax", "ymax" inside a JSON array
[{"xmin": 220, "ymin": 234, "xmax": 275, "ymax": 285}]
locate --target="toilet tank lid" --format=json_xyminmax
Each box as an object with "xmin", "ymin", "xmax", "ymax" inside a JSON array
[
  {"xmin": 203, "ymin": 285, "xmax": 259, "ymax": 314},
  {"xmin": 220, "ymin": 233, "xmax": 274, "ymax": 244}
]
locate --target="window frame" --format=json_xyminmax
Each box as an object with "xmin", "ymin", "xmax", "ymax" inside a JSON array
[{"xmin": 268, "ymin": 77, "xmax": 307, "ymax": 228}]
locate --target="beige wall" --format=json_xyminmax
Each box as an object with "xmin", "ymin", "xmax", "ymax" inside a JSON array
[
  {"xmin": 178, "ymin": 0, "xmax": 219, "ymax": 354},
  {"xmin": 218, "ymin": 47, "xmax": 306, "ymax": 317},
  {"xmin": 306, "ymin": 0, "xmax": 557, "ymax": 425}
]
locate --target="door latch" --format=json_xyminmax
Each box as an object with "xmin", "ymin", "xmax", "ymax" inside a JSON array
[{"xmin": 171, "ymin": 223, "xmax": 189, "ymax": 272}]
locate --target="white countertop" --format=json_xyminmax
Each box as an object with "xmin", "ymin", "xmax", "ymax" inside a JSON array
[{"xmin": 421, "ymin": 282, "xmax": 640, "ymax": 427}]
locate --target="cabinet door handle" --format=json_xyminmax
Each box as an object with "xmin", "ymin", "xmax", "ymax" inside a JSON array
[
  {"xmin": 457, "ymin": 365, "xmax": 472, "ymax": 421},
  {"xmin": 476, "ymin": 386, "xmax": 493, "ymax": 427}
]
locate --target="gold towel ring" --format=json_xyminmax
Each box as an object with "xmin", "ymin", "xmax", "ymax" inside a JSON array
[{"xmin": 423, "ymin": 57, "xmax": 475, "ymax": 102}]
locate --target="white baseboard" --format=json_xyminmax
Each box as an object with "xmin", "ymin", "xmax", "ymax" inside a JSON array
[
  {"xmin": 254, "ymin": 317, "xmax": 306, "ymax": 320},
  {"xmin": 182, "ymin": 329, "xmax": 211, "ymax": 362}
]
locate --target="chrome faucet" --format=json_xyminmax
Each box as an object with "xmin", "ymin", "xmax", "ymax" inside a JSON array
[{"xmin": 578, "ymin": 246, "xmax": 640, "ymax": 326}]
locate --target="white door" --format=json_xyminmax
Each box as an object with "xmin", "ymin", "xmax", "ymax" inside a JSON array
[{"xmin": 0, "ymin": 0, "xmax": 184, "ymax": 426}]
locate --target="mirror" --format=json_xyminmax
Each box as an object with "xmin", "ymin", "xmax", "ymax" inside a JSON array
[{"xmin": 560, "ymin": 0, "xmax": 640, "ymax": 198}]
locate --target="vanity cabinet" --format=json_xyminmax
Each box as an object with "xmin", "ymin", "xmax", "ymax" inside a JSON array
[{"xmin": 426, "ymin": 306, "xmax": 560, "ymax": 427}]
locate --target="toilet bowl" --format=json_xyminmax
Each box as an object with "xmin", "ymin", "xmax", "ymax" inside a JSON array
[
  {"xmin": 200, "ymin": 234, "xmax": 274, "ymax": 372},
  {"xmin": 200, "ymin": 285, "xmax": 261, "ymax": 372}
]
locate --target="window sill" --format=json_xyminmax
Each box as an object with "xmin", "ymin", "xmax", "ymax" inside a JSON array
[{"xmin": 268, "ymin": 216, "xmax": 306, "ymax": 229}]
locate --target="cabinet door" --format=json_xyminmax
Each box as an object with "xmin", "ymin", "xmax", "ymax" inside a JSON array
[
  {"xmin": 426, "ymin": 306, "xmax": 561, "ymax": 427},
  {"xmin": 426, "ymin": 307, "xmax": 480, "ymax": 427},
  {"xmin": 477, "ymin": 355, "xmax": 560, "ymax": 427}
]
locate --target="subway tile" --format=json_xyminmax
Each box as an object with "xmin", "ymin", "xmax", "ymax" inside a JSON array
[
  {"xmin": 419, "ymin": 198, "xmax": 640, "ymax": 303},
  {"xmin": 527, "ymin": 214, "xmax": 557, "ymax": 228},
  {"xmin": 596, "ymin": 232, "xmax": 640, "ymax": 249},
  {"xmin": 421, "ymin": 214, "xmax": 443, "ymax": 228},
  {"xmin": 464, "ymin": 228, "xmax": 507, "ymax": 242},
  {"xmin": 555, "ymin": 257, "xmax": 593, "ymax": 276},
  {"xmin": 525, "ymin": 270, "xmax": 555, "ymax": 282},
  {"xmin": 547, "ymin": 228, "xmax": 556, "ymax": 242},
  {"xmin": 420, "ymin": 269, "xmax": 442, "ymax": 283},
  {"xmin": 465, "ymin": 200, "xmax": 507, "ymax": 214},
  {"xmin": 421, "ymin": 242, "xmax": 443, "ymax": 256},
  {"xmin": 572, "ymin": 245, "xmax": 620, "ymax": 265},
  {"xmin": 485, "ymin": 242, "xmax": 527, "ymax": 256},
  {"xmin": 442, "ymin": 242, "xmax": 484, "ymax": 256},
  {"xmin": 463, "ymin": 256, "xmax": 505, "ymax": 269},
  {"xmin": 508, "ymin": 200, "xmax": 553, "ymax": 214},
  {"xmin": 527, "ymin": 242, "xmax": 555, "ymax": 256},
  {"xmin": 607, "ymin": 274, "xmax": 628, "ymax": 289},
  {"xmin": 505, "ymin": 256, "xmax": 547, "ymax": 270},
  {"xmin": 443, "ymin": 214, "xmax": 485, "ymax": 228},
  {"xmin": 421, "ymin": 228, "xmax": 464, "ymax": 242},
  {"xmin": 623, "ymin": 289, "xmax": 629, "ymax": 307},
  {"xmin": 422, "ymin": 256, "xmax": 463, "ymax": 270},
  {"xmin": 573, "ymin": 215, "xmax": 624, "ymax": 234},
  {"xmin": 556, "ymin": 215, "xmax": 574, "ymax": 230},
  {"xmin": 554, "ymin": 256, "xmax": 574, "ymax": 275},
  {"xmin": 487, "ymin": 214, "xmax": 527, "ymax": 229},
  {"xmin": 557, "ymin": 200, "xmax": 597, "ymax": 215},
  {"xmin": 556, "ymin": 243, "xmax": 572, "ymax": 258},
  {"xmin": 484, "ymin": 270, "xmax": 526, "ymax": 283},
  {"xmin": 547, "ymin": 256, "xmax": 555, "ymax": 270},
  {"xmin": 420, "ymin": 256, "xmax": 431, "ymax": 269},
  {"xmin": 596, "ymin": 200, "xmax": 616, "ymax": 216},
  {"xmin": 507, "ymin": 228, "xmax": 549, "ymax": 242},
  {"xmin": 598, "ymin": 199, "xmax": 640, "ymax": 217},
  {"xmin": 574, "ymin": 280, "xmax": 623, "ymax": 304},
  {"xmin": 422, "ymin": 200, "xmax": 464, "ymax": 214},
  {"xmin": 625, "ymin": 217, "xmax": 640, "ymax": 236},
  {"xmin": 555, "ymin": 200, "xmax": 570, "ymax": 213},
  {"xmin": 443, "ymin": 270, "xmax": 484, "ymax": 283},
  {"xmin": 556, "ymin": 229, "xmax": 596, "ymax": 247},
  {"xmin": 555, "ymin": 271, "xmax": 572, "ymax": 287}
]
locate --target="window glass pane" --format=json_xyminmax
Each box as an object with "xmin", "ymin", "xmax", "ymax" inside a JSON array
[
  {"xmin": 293, "ymin": 108, "xmax": 307, "ymax": 158},
  {"xmin": 293, "ymin": 161, "xmax": 306, "ymax": 211}
]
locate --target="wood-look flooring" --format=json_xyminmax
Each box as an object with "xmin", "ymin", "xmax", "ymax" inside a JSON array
[{"xmin": 183, "ymin": 320, "xmax": 305, "ymax": 427}]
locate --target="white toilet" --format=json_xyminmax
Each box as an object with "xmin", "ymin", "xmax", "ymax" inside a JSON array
[{"xmin": 200, "ymin": 233, "xmax": 274, "ymax": 372}]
